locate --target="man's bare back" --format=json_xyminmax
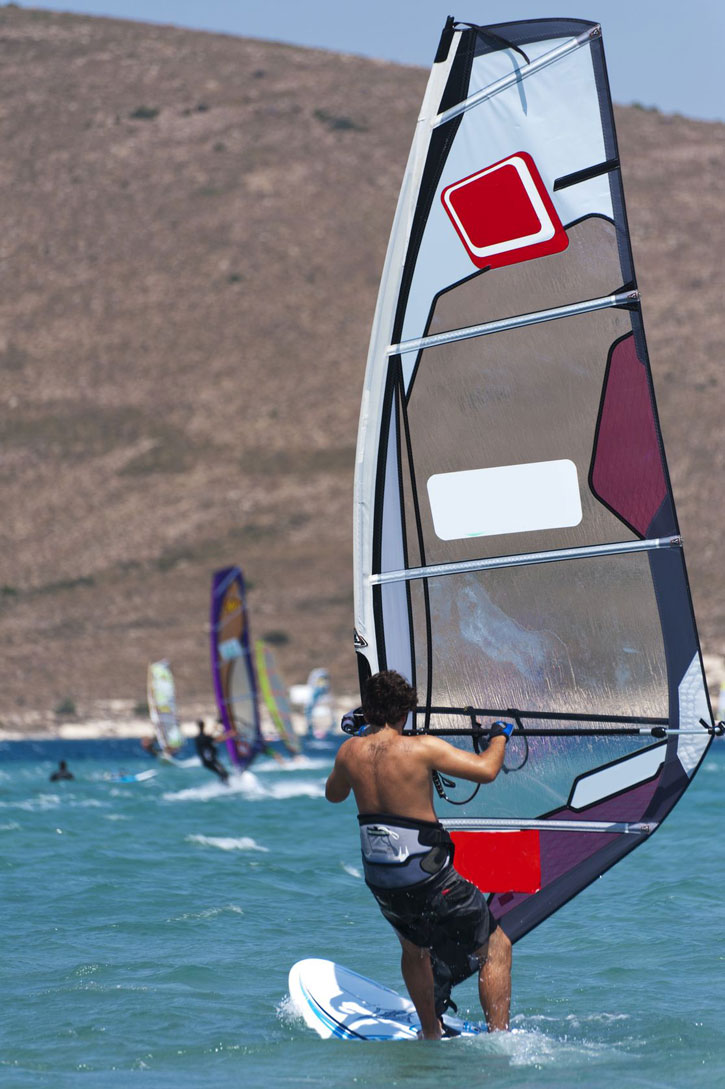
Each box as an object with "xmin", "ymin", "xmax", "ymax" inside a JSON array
[{"xmin": 325, "ymin": 721, "xmax": 507, "ymax": 819}]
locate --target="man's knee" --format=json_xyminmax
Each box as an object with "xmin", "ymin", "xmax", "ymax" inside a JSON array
[
  {"xmin": 477, "ymin": 926, "xmax": 511, "ymax": 969},
  {"xmin": 489, "ymin": 926, "xmax": 512, "ymax": 964},
  {"xmin": 399, "ymin": 936, "xmax": 429, "ymax": 962}
]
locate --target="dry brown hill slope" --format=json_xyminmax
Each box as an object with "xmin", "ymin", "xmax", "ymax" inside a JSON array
[{"xmin": 0, "ymin": 7, "xmax": 722, "ymax": 726}]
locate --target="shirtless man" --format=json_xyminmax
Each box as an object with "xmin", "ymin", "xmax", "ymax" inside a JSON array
[{"xmin": 325, "ymin": 669, "xmax": 512, "ymax": 1039}]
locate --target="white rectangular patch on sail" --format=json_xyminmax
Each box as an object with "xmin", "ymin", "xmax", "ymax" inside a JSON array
[
  {"xmin": 427, "ymin": 459, "xmax": 582, "ymax": 540},
  {"xmin": 569, "ymin": 743, "xmax": 666, "ymax": 810}
]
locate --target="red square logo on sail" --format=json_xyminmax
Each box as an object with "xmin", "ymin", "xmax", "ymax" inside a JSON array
[
  {"xmin": 451, "ymin": 829, "xmax": 541, "ymax": 893},
  {"xmin": 441, "ymin": 151, "xmax": 568, "ymax": 269}
]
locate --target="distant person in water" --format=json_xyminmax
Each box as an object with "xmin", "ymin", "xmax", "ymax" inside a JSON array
[
  {"xmin": 49, "ymin": 760, "xmax": 74, "ymax": 782},
  {"xmin": 195, "ymin": 720, "xmax": 229, "ymax": 783}
]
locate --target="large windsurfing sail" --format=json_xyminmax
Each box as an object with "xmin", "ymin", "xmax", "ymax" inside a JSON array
[
  {"xmin": 210, "ymin": 566, "xmax": 263, "ymax": 771},
  {"xmin": 353, "ymin": 16, "xmax": 717, "ymax": 944},
  {"xmin": 147, "ymin": 659, "xmax": 185, "ymax": 753},
  {"xmin": 255, "ymin": 640, "xmax": 301, "ymax": 756}
]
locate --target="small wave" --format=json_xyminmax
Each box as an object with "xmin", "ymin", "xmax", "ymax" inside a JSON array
[
  {"xmin": 228, "ymin": 769, "xmax": 326, "ymax": 801},
  {"xmin": 276, "ymin": 993, "xmax": 304, "ymax": 1027},
  {"xmin": 237, "ymin": 771, "xmax": 326, "ymax": 801},
  {"xmin": 565, "ymin": 1011, "xmax": 630, "ymax": 1027},
  {"xmin": 0, "ymin": 793, "xmax": 61, "ymax": 811},
  {"xmin": 163, "ymin": 769, "xmax": 324, "ymax": 803},
  {"xmin": 162, "ymin": 776, "xmax": 248, "ymax": 802},
  {"xmin": 186, "ymin": 834, "xmax": 268, "ymax": 852},
  {"xmin": 254, "ymin": 755, "xmax": 332, "ymax": 773},
  {"xmin": 0, "ymin": 820, "xmax": 20, "ymax": 831},
  {"xmin": 524, "ymin": 1011, "xmax": 631, "ymax": 1028},
  {"xmin": 264, "ymin": 779, "xmax": 325, "ymax": 800},
  {"xmin": 342, "ymin": 862, "xmax": 362, "ymax": 879},
  {"xmin": 475, "ymin": 1021, "xmax": 627, "ymax": 1068},
  {"xmin": 167, "ymin": 903, "xmax": 244, "ymax": 923}
]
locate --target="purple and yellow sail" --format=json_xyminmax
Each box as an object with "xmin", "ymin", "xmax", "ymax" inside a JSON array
[
  {"xmin": 353, "ymin": 17, "xmax": 717, "ymax": 943},
  {"xmin": 210, "ymin": 566, "xmax": 263, "ymax": 771}
]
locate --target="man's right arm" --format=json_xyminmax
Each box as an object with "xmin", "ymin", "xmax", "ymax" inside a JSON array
[
  {"xmin": 422, "ymin": 732, "xmax": 509, "ymax": 784},
  {"xmin": 325, "ymin": 743, "xmax": 352, "ymax": 803}
]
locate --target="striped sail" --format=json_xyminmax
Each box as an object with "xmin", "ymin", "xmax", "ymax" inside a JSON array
[
  {"xmin": 210, "ymin": 567, "xmax": 263, "ymax": 770},
  {"xmin": 147, "ymin": 660, "xmax": 185, "ymax": 752}
]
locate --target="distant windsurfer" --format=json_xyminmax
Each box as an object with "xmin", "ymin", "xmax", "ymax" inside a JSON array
[
  {"xmin": 325, "ymin": 670, "xmax": 512, "ymax": 1039},
  {"xmin": 49, "ymin": 760, "xmax": 74, "ymax": 782},
  {"xmin": 212, "ymin": 716, "xmax": 286, "ymax": 766},
  {"xmin": 140, "ymin": 736, "xmax": 162, "ymax": 759},
  {"xmin": 195, "ymin": 720, "xmax": 229, "ymax": 783}
]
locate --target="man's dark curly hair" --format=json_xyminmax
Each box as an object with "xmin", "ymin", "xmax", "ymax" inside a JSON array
[{"xmin": 361, "ymin": 670, "xmax": 417, "ymax": 727}]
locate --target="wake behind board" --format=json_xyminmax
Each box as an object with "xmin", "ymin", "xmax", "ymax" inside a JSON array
[{"xmin": 288, "ymin": 958, "xmax": 484, "ymax": 1041}]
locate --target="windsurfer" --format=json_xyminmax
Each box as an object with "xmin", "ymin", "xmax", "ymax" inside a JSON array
[
  {"xmin": 325, "ymin": 670, "xmax": 512, "ymax": 1039},
  {"xmin": 140, "ymin": 736, "xmax": 162, "ymax": 758},
  {"xmin": 195, "ymin": 720, "xmax": 230, "ymax": 783}
]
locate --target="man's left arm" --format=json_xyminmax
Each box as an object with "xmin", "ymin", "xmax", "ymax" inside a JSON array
[{"xmin": 325, "ymin": 747, "xmax": 351, "ymax": 803}]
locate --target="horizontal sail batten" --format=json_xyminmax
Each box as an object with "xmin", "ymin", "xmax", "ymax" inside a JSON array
[
  {"xmin": 418, "ymin": 706, "xmax": 669, "ymax": 725},
  {"xmin": 388, "ymin": 290, "xmax": 638, "ymax": 357},
  {"xmin": 441, "ymin": 817, "xmax": 654, "ymax": 835},
  {"xmin": 433, "ymin": 27, "xmax": 600, "ymax": 128},
  {"xmin": 370, "ymin": 536, "xmax": 681, "ymax": 585}
]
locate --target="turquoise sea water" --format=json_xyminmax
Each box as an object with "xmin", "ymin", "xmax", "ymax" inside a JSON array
[{"xmin": 1, "ymin": 737, "xmax": 723, "ymax": 1089}]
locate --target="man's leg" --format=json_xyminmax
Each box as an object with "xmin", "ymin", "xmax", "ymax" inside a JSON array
[
  {"xmin": 397, "ymin": 935, "xmax": 442, "ymax": 1040},
  {"xmin": 476, "ymin": 926, "xmax": 511, "ymax": 1032},
  {"xmin": 212, "ymin": 759, "xmax": 229, "ymax": 782}
]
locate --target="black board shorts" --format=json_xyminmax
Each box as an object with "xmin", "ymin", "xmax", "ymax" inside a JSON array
[{"xmin": 367, "ymin": 863, "xmax": 497, "ymax": 1015}]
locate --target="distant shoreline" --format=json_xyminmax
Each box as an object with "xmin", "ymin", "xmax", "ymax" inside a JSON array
[
  {"xmin": 0, "ymin": 696, "xmax": 357, "ymax": 743},
  {"xmin": 0, "ymin": 717, "xmax": 201, "ymax": 743}
]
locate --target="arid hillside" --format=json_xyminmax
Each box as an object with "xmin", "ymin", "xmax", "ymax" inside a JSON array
[{"xmin": 0, "ymin": 7, "xmax": 722, "ymax": 727}]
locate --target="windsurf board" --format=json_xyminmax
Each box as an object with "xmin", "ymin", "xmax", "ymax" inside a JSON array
[{"xmin": 288, "ymin": 958, "xmax": 484, "ymax": 1041}]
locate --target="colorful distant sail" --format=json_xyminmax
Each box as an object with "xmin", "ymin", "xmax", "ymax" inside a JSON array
[
  {"xmin": 210, "ymin": 567, "xmax": 263, "ymax": 771},
  {"xmin": 353, "ymin": 17, "xmax": 716, "ymax": 943},
  {"xmin": 255, "ymin": 641, "xmax": 301, "ymax": 756},
  {"xmin": 147, "ymin": 660, "xmax": 185, "ymax": 753}
]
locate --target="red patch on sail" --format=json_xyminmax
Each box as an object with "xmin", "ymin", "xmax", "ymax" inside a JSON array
[
  {"xmin": 441, "ymin": 151, "xmax": 568, "ymax": 269},
  {"xmin": 451, "ymin": 830, "xmax": 542, "ymax": 893}
]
